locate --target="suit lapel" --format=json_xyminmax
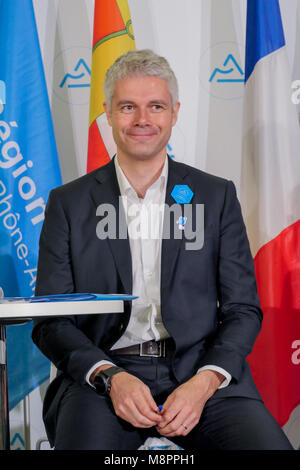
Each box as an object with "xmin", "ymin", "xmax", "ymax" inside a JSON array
[
  {"xmin": 161, "ymin": 157, "xmax": 191, "ymax": 292},
  {"xmin": 90, "ymin": 159, "xmax": 132, "ymax": 295},
  {"xmin": 89, "ymin": 157, "xmax": 191, "ymax": 297}
]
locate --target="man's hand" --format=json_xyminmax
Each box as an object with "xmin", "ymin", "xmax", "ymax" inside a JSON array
[
  {"xmin": 91, "ymin": 364, "xmax": 162, "ymax": 428},
  {"xmin": 156, "ymin": 370, "xmax": 224, "ymax": 437},
  {"xmin": 109, "ymin": 371, "xmax": 162, "ymax": 428}
]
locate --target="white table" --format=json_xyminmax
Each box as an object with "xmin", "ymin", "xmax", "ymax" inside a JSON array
[{"xmin": 0, "ymin": 294, "xmax": 136, "ymax": 450}]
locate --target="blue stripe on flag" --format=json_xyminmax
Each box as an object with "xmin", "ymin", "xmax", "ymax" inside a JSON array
[
  {"xmin": 245, "ymin": 0, "xmax": 285, "ymax": 83},
  {"xmin": 0, "ymin": 0, "xmax": 62, "ymax": 409}
]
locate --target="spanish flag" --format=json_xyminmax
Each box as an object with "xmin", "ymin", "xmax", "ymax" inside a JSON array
[{"xmin": 87, "ymin": 0, "xmax": 136, "ymax": 173}]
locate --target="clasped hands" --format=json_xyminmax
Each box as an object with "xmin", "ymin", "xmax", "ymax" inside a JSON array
[{"xmin": 108, "ymin": 369, "xmax": 224, "ymax": 437}]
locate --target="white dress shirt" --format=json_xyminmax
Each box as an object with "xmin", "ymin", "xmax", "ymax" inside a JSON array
[
  {"xmin": 86, "ymin": 156, "xmax": 231, "ymax": 389},
  {"xmin": 111, "ymin": 155, "xmax": 169, "ymax": 348}
]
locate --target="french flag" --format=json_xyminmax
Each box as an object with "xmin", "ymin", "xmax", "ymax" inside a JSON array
[{"xmin": 242, "ymin": 0, "xmax": 300, "ymax": 433}]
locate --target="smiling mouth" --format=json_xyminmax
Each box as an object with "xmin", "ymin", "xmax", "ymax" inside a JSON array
[
  {"xmin": 127, "ymin": 125, "xmax": 158, "ymax": 135},
  {"xmin": 129, "ymin": 134, "xmax": 155, "ymax": 139},
  {"xmin": 126, "ymin": 130, "xmax": 158, "ymax": 141}
]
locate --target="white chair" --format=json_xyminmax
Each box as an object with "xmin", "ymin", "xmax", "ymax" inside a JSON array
[{"xmin": 35, "ymin": 363, "xmax": 57, "ymax": 450}]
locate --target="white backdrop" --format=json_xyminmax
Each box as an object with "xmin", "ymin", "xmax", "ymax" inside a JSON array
[
  {"xmin": 9, "ymin": 0, "xmax": 300, "ymax": 450},
  {"xmin": 32, "ymin": 0, "xmax": 300, "ymax": 195}
]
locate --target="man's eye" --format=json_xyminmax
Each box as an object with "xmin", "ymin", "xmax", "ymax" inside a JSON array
[
  {"xmin": 151, "ymin": 104, "xmax": 165, "ymax": 112},
  {"xmin": 122, "ymin": 105, "xmax": 134, "ymax": 112}
]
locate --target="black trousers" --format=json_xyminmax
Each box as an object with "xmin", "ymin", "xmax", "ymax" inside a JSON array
[{"xmin": 53, "ymin": 355, "xmax": 293, "ymax": 450}]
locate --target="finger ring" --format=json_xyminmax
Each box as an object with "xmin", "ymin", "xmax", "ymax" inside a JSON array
[{"xmin": 182, "ymin": 424, "xmax": 188, "ymax": 430}]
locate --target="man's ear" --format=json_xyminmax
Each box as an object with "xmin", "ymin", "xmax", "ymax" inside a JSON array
[
  {"xmin": 103, "ymin": 102, "xmax": 112, "ymax": 126},
  {"xmin": 172, "ymin": 101, "xmax": 180, "ymax": 127}
]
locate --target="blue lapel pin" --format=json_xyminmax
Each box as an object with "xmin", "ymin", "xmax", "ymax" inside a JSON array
[{"xmin": 171, "ymin": 184, "xmax": 194, "ymax": 204}]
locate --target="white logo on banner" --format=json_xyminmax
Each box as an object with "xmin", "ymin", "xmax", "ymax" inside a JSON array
[
  {"xmin": 199, "ymin": 41, "xmax": 245, "ymax": 101},
  {"xmin": 53, "ymin": 46, "xmax": 92, "ymax": 106},
  {"xmin": 0, "ymin": 80, "xmax": 6, "ymax": 105}
]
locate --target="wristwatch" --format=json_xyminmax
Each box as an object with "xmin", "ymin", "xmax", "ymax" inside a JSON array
[{"xmin": 93, "ymin": 366, "xmax": 125, "ymax": 396}]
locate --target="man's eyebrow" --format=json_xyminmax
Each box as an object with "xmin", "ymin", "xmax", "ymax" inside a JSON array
[
  {"xmin": 116, "ymin": 100, "xmax": 135, "ymax": 106},
  {"xmin": 115, "ymin": 99, "xmax": 169, "ymax": 106},
  {"xmin": 149, "ymin": 99, "xmax": 169, "ymax": 105}
]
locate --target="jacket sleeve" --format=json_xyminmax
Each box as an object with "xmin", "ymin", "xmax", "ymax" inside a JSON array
[
  {"xmin": 32, "ymin": 189, "xmax": 114, "ymax": 385},
  {"xmin": 197, "ymin": 180, "xmax": 263, "ymax": 382}
]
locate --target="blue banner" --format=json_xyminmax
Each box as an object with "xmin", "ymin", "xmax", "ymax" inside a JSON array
[{"xmin": 0, "ymin": 0, "xmax": 62, "ymax": 409}]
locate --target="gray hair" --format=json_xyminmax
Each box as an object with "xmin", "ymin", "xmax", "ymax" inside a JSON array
[{"xmin": 103, "ymin": 49, "xmax": 179, "ymax": 109}]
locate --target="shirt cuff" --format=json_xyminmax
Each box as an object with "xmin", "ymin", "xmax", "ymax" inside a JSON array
[
  {"xmin": 197, "ymin": 365, "xmax": 232, "ymax": 389},
  {"xmin": 85, "ymin": 360, "xmax": 116, "ymax": 387}
]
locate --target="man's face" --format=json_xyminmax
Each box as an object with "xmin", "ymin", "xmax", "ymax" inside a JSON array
[{"xmin": 104, "ymin": 75, "xmax": 180, "ymax": 162}]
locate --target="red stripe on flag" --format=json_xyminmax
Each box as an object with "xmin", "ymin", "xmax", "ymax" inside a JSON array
[
  {"xmin": 87, "ymin": 120, "xmax": 110, "ymax": 173},
  {"xmin": 248, "ymin": 219, "xmax": 300, "ymax": 426},
  {"xmin": 92, "ymin": 0, "xmax": 125, "ymax": 47}
]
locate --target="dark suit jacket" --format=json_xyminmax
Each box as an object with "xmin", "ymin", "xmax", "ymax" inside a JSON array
[{"xmin": 32, "ymin": 156, "xmax": 263, "ymax": 444}]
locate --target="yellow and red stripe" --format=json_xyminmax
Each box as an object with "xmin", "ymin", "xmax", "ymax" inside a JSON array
[{"xmin": 87, "ymin": 0, "xmax": 135, "ymax": 172}]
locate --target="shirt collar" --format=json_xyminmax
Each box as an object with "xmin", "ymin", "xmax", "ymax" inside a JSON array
[{"xmin": 114, "ymin": 155, "xmax": 168, "ymax": 198}]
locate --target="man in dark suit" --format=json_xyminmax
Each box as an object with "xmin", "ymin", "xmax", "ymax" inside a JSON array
[{"xmin": 32, "ymin": 50, "xmax": 292, "ymax": 450}]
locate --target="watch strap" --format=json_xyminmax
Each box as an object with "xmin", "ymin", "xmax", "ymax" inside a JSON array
[
  {"xmin": 101, "ymin": 366, "xmax": 125, "ymax": 378},
  {"xmin": 94, "ymin": 366, "xmax": 125, "ymax": 396}
]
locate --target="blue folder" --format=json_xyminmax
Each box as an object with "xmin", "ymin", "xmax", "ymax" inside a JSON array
[{"xmin": 0, "ymin": 293, "xmax": 138, "ymax": 303}]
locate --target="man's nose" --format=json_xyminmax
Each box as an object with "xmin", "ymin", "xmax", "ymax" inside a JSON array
[{"xmin": 135, "ymin": 107, "xmax": 148, "ymax": 125}]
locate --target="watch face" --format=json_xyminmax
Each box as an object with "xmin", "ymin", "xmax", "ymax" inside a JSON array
[{"xmin": 94, "ymin": 373, "xmax": 108, "ymax": 395}]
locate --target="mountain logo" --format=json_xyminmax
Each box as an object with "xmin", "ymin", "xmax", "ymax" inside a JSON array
[
  {"xmin": 10, "ymin": 432, "xmax": 25, "ymax": 450},
  {"xmin": 209, "ymin": 54, "xmax": 244, "ymax": 83},
  {"xmin": 199, "ymin": 42, "xmax": 245, "ymax": 101},
  {"xmin": 167, "ymin": 143, "xmax": 175, "ymax": 159},
  {"xmin": 59, "ymin": 58, "xmax": 91, "ymax": 89},
  {"xmin": 53, "ymin": 46, "xmax": 92, "ymax": 105}
]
